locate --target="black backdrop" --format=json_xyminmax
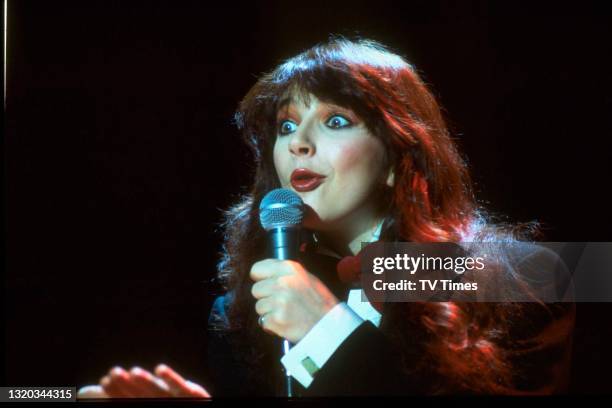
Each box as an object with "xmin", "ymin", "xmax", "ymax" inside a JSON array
[{"xmin": 4, "ymin": 0, "xmax": 612, "ymax": 394}]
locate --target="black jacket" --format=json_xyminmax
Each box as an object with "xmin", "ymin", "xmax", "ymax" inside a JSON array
[{"xmin": 206, "ymin": 244, "xmax": 575, "ymax": 397}]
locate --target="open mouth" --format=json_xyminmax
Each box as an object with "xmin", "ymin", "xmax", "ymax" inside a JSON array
[{"xmin": 290, "ymin": 168, "xmax": 326, "ymax": 192}]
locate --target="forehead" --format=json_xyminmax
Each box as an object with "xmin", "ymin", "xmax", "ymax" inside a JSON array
[{"xmin": 276, "ymin": 91, "xmax": 347, "ymax": 115}]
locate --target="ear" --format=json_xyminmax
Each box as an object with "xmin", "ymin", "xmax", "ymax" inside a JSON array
[{"xmin": 385, "ymin": 168, "xmax": 395, "ymax": 188}]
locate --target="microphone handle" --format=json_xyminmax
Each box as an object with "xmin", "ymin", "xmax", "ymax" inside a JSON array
[
  {"xmin": 268, "ymin": 227, "xmax": 300, "ymax": 397},
  {"xmin": 282, "ymin": 339, "xmax": 293, "ymax": 397}
]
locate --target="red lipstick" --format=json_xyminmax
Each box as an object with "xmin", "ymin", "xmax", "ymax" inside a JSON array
[{"xmin": 290, "ymin": 168, "xmax": 326, "ymax": 192}]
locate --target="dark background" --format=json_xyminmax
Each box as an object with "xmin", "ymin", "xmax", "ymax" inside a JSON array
[{"xmin": 4, "ymin": 0, "xmax": 612, "ymax": 394}]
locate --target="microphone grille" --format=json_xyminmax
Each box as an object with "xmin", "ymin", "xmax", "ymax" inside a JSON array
[{"xmin": 259, "ymin": 188, "xmax": 304, "ymax": 230}]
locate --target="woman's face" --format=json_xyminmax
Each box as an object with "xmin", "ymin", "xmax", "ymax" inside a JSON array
[{"xmin": 273, "ymin": 93, "xmax": 392, "ymax": 234}]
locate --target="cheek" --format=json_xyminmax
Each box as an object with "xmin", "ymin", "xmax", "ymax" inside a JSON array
[
  {"xmin": 273, "ymin": 141, "xmax": 287, "ymax": 181},
  {"xmin": 334, "ymin": 138, "xmax": 384, "ymax": 177},
  {"xmin": 334, "ymin": 144, "xmax": 362, "ymax": 172}
]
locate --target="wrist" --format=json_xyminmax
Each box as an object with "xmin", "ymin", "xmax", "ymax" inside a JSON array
[{"xmin": 321, "ymin": 294, "xmax": 340, "ymax": 316}]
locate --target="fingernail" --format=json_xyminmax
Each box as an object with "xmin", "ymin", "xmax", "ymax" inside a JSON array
[{"xmin": 130, "ymin": 367, "xmax": 142, "ymax": 375}]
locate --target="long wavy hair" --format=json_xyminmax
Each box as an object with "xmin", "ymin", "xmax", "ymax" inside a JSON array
[{"xmin": 212, "ymin": 37, "xmax": 574, "ymax": 394}]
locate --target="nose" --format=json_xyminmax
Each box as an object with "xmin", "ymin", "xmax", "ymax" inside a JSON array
[{"xmin": 288, "ymin": 126, "xmax": 316, "ymax": 157}]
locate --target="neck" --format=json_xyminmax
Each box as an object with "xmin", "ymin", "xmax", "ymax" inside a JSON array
[{"xmin": 315, "ymin": 216, "xmax": 384, "ymax": 257}]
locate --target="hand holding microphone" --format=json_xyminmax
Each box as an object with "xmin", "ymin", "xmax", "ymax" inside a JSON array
[
  {"xmin": 254, "ymin": 188, "xmax": 338, "ymax": 342},
  {"xmin": 254, "ymin": 189, "xmax": 339, "ymax": 396},
  {"xmin": 250, "ymin": 257, "xmax": 339, "ymax": 343}
]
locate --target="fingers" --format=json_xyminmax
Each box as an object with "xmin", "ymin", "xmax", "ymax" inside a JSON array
[
  {"xmin": 101, "ymin": 367, "xmax": 136, "ymax": 397},
  {"xmin": 251, "ymin": 259, "xmax": 305, "ymax": 299},
  {"xmin": 101, "ymin": 366, "xmax": 172, "ymax": 398},
  {"xmin": 92, "ymin": 364, "xmax": 209, "ymax": 399},
  {"xmin": 251, "ymin": 279, "xmax": 278, "ymax": 299},
  {"xmin": 154, "ymin": 364, "xmax": 209, "ymax": 398},
  {"xmin": 77, "ymin": 385, "xmax": 108, "ymax": 399},
  {"xmin": 154, "ymin": 364, "xmax": 189, "ymax": 395},
  {"xmin": 249, "ymin": 259, "xmax": 279, "ymax": 281},
  {"xmin": 255, "ymin": 297, "xmax": 273, "ymax": 316},
  {"xmin": 128, "ymin": 366, "xmax": 171, "ymax": 398},
  {"xmin": 250, "ymin": 259, "xmax": 297, "ymax": 282},
  {"xmin": 255, "ymin": 297, "xmax": 279, "ymax": 336},
  {"xmin": 184, "ymin": 380, "xmax": 211, "ymax": 398}
]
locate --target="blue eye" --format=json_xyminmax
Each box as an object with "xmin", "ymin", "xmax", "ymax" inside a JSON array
[
  {"xmin": 278, "ymin": 120, "xmax": 297, "ymax": 136},
  {"xmin": 326, "ymin": 115, "xmax": 352, "ymax": 129}
]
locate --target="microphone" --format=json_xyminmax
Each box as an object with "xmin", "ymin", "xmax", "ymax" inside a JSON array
[{"xmin": 259, "ymin": 188, "xmax": 304, "ymax": 397}]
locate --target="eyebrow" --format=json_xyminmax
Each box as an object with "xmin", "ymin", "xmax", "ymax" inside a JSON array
[
  {"xmin": 276, "ymin": 100, "xmax": 294, "ymax": 121},
  {"xmin": 275, "ymin": 98, "xmax": 358, "ymax": 121},
  {"xmin": 277, "ymin": 97, "xmax": 292, "ymax": 110}
]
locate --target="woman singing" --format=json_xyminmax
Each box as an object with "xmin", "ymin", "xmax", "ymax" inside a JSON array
[{"xmin": 78, "ymin": 37, "xmax": 575, "ymax": 398}]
